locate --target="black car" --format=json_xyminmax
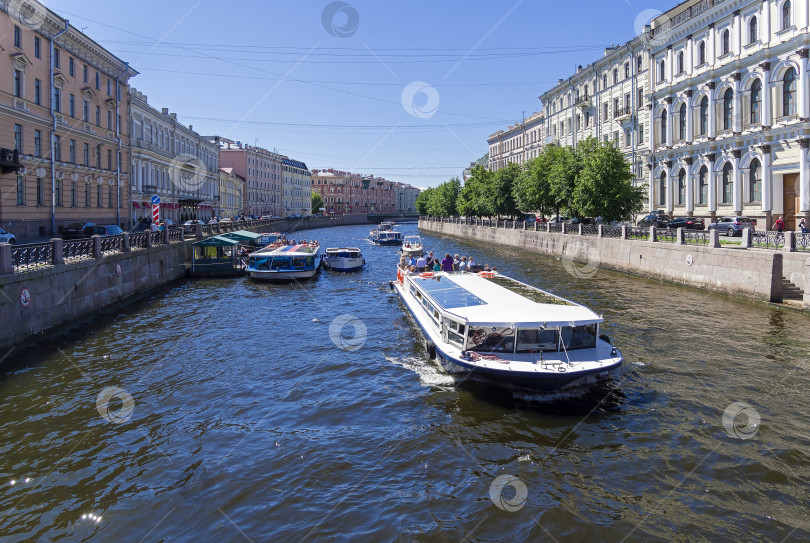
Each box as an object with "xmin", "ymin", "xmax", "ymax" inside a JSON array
[
  {"xmin": 61, "ymin": 222, "xmax": 96, "ymax": 239},
  {"xmin": 637, "ymin": 213, "xmax": 671, "ymax": 227},
  {"xmin": 665, "ymin": 217, "xmax": 705, "ymax": 230},
  {"xmin": 86, "ymin": 225, "xmax": 124, "ymax": 237}
]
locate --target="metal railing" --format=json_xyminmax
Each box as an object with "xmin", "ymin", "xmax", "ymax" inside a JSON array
[
  {"xmin": 627, "ymin": 227, "xmax": 650, "ymax": 240},
  {"xmin": 581, "ymin": 225, "xmax": 599, "ymax": 236},
  {"xmin": 657, "ymin": 229, "xmax": 677, "ymax": 243},
  {"xmin": 548, "ymin": 224, "xmax": 562, "ymax": 233},
  {"xmin": 796, "ymin": 233, "xmax": 810, "ymax": 252},
  {"xmin": 168, "ymin": 228, "xmax": 183, "ymax": 242},
  {"xmin": 602, "ymin": 226, "xmax": 623, "ymax": 238},
  {"xmin": 149, "ymin": 232, "xmax": 163, "ymax": 246},
  {"xmin": 129, "ymin": 233, "xmax": 148, "ymax": 249},
  {"xmin": 63, "ymin": 239, "xmax": 94, "ymax": 261},
  {"xmin": 100, "ymin": 235, "xmax": 124, "ymax": 254},
  {"xmin": 751, "ymin": 231, "xmax": 784, "ymax": 249},
  {"xmin": 11, "ymin": 242, "xmax": 53, "ymax": 271},
  {"xmin": 684, "ymin": 231, "xmax": 709, "ymax": 245}
]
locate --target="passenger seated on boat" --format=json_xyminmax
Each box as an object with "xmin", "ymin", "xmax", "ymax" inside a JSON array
[{"xmin": 483, "ymin": 264, "xmax": 491, "ymax": 271}]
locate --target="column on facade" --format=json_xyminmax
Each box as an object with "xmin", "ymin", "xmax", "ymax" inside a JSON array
[
  {"xmin": 648, "ymin": 166, "xmax": 655, "ymax": 212},
  {"xmin": 685, "ymin": 158, "xmax": 694, "ymax": 214},
  {"xmin": 709, "ymin": 24, "xmax": 717, "ymax": 66},
  {"xmin": 732, "ymin": 150, "xmax": 742, "ymax": 213},
  {"xmin": 732, "ymin": 73, "xmax": 742, "ymax": 133},
  {"xmin": 798, "ymin": 51, "xmax": 809, "ymax": 120},
  {"xmin": 762, "ymin": 0, "xmax": 771, "ymax": 47},
  {"xmin": 761, "ymin": 63, "xmax": 773, "ymax": 127},
  {"xmin": 733, "ymin": 10, "xmax": 742, "ymax": 57},
  {"xmin": 800, "ymin": 139, "xmax": 809, "ymax": 213},
  {"xmin": 707, "ymin": 155, "xmax": 717, "ymax": 213},
  {"xmin": 686, "ymin": 35, "xmax": 694, "ymax": 74},
  {"xmin": 685, "ymin": 90, "xmax": 694, "ymax": 142},
  {"xmin": 667, "ymin": 47, "xmax": 674, "ymax": 82},
  {"xmin": 761, "ymin": 145, "xmax": 773, "ymax": 214},
  {"xmin": 665, "ymin": 103, "xmax": 673, "ymax": 147}
]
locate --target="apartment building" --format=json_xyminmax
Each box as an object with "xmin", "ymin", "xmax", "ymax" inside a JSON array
[
  {"xmin": 487, "ymin": 111, "xmax": 544, "ymax": 172},
  {"xmin": 212, "ymin": 137, "xmax": 284, "ymax": 217},
  {"xmin": 0, "ymin": 3, "xmax": 137, "ymax": 240},
  {"xmin": 217, "ymin": 167, "xmax": 246, "ymax": 219},
  {"xmin": 281, "ymin": 158, "xmax": 311, "ymax": 217},
  {"xmin": 311, "ymin": 169, "xmax": 399, "ymax": 216}
]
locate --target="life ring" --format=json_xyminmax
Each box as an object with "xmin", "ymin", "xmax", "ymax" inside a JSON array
[
  {"xmin": 479, "ymin": 271, "xmax": 495, "ymax": 278},
  {"xmin": 419, "ymin": 272, "xmax": 434, "ymax": 278},
  {"xmin": 397, "ymin": 268, "xmax": 404, "ymax": 284}
]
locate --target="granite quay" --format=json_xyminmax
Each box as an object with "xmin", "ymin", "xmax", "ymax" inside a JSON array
[
  {"xmin": 0, "ymin": 214, "xmax": 370, "ymax": 352},
  {"xmin": 419, "ymin": 216, "xmax": 810, "ymax": 309}
]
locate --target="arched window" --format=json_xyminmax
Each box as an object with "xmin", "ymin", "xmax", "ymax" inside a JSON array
[
  {"xmin": 678, "ymin": 170, "xmax": 686, "ymax": 205},
  {"xmin": 722, "ymin": 162, "xmax": 733, "ymax": 203},
  {"xmin": 678, "ymin": 52, "xmax": 684, "ymax": 74},
  {"xmin": 698, "ymin": 165, "xmax": 708, "ymax": 204},
  {"xmin": 783, "ymin": 0, "xmax": 792, "ymax": 30},
  {"xmin": 783, "ymin": 67, "xmax": 796, "ymax": 116},
  {"xmin": 749, "ymin": 159, "xmax": 762, "ymax": 202},
  {"xmin": 660, "ymin": 60, "xmax": 666, "ymax": 82},
  {"xmin": 749, "ymin": 17, "xmax": 758, "ymax": 44},
  {"xmin": 699, "ymin": 41, "xmax": 706, "ymax": 65},
  {"xmin": 700, "ymin": 96, "xmax": 709, "ymax": 135},
  {"xmin": 661, "ymin": 109, "xmax": 668, "ymax": 143},
  {"xmin": 722, "ymin": 29, "xmax": 730, "ymax": 55},
  {"xmin": 750, "ymin": 79, "xmax": 762, "ymax": 124},
  {"xmin": 723, "ymin": 89, "xmax": 733, "ymax": 130},
  {"xmin": 659, "ymin": 172, "xmax": 667, "ymax": 206},
  {"xmin": 679, "ymin": 103, "xmax": 687, "ymax": 140}
]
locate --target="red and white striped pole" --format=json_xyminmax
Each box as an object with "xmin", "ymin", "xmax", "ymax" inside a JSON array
[{"xmin": 152, "ymin": 203, "xmax": 160, "ymax": 225}]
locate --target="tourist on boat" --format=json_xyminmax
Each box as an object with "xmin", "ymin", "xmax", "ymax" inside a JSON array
[
  {"xmin": 416, "ymin": 255, "xmax": 427, "ymax": 272},
  {"xmin": 483, "ymin": 264, "xmax": 491, "ymax": 271},
  {"xmin": 399, "ymin": 255, "xmax": 409, "ymax": 269},
  {"xmin": 408, "ymin": 255, "xmax": 417, "ymax": 268},
  {"xmin": 468, "ymin": 257, "xmax": 475, "ymax": 270},
  {"xmin": 441, "ymin": 253, "xmax": 454, "ymax": 272},
  {"xmin": 406, "ymin": 265, "xmax": 418, "ymax": 275},
  {"xmin": 453, "ymin": 254, "xmax": 460, "ymax": 270},
  {"xmin": 426, "ymin": 251, "xmax": 436, "ymax": 269},
  {"xmin": 458, "ymin": 257, "xmax": 467, "ymax": 272},
  {"xmin": 432, "ymin": 260, "xmax": 441, "ymax": 272}
]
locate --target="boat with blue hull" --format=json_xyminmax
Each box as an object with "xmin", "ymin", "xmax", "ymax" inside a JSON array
[
  {"xmin": 370, "ymin": 230, "xmax": 403, "ymax": 246},
  {"xmin": 391, "ymin": 268, "xmax": 623, "ymax": 391},
  {"xmin": 245, "ymin": 242, "xmax": 321, "ymax": 281},
  {"xmin": 323, "ymin": 247, "xmax": 365, "ymax": 272}
]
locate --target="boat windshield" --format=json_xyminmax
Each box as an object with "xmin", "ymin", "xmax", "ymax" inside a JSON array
[
  {"xmin": 515, "ymin": 328, "xmax": 560, "ymax": 353},
  {"xmin": 466, "ymin": 326, "xmax": 515, "ymax": 353},
  {"xmin": 559, "ymin": 324, "xmax": 597, "ymax": 350}
]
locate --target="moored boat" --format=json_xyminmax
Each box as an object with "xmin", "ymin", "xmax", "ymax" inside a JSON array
[
  {"xmin": 245, "ymin": 242, "xmax": 321, "ymax": 281},
  {"xmin": 323, "ymin": 247, "xmax": 365, "ymax": 272},
  {"xmin": 401, "ymin": 235, "xmax": 424, "ymax": 256},
  {"xmin": 391, "ymin": 268, "xmax": 623, "ymax": 391}
]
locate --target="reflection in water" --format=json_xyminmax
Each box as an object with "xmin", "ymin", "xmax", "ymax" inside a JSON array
[{"xmin": 0, "ymin": 222, "xmax": 809, "ymax": 542}]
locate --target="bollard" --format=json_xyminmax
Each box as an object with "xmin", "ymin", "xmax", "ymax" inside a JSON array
[
  {"xmin": 163, "ymin": 227, "xmax": 170, "ymax": 245},
  {"xmin": 52, "ymin": 238, "xmax": 65, "ymax": 265},
  {"xmin": 621, "ymin": 225, "xmax": 628, "ymax": 239},
  {"xmin": 146, "ymin": 230, "xmax": 154, "ymax": 249},
  {"xmin": 578, "ymin": 223, "xmax": 583, "ymax": 235},
  {"xmin": 741, "ymin": 227, "xmax": 751, "ymax": 249},
  {"xmin": 562, "ymin": 223, "xmax": 568, "ymax": 234},
  {"xmin": 534, "ymin": 221, "xmax": 538, "ymax": 232},
  {"xmin": 650, "ymin": 225, "xmax": 657, "ymax": 242},
  {"xmin": 122, "ymin": 232, "xmax": 131, "ymax": 252},
  {"xmin": 783, "ymin": 231, "xmax": 795, "ymax": 252},
  {"xmin": 676, "ymin": 227, "xmax": 684, "ymax": 244},
  {"xmin": 92, "ymin": 235, "xmax": 102, "ymax": 260},
  {"xmin": 710, "ymin": 228, "xmax": 720, "ymax": 248},
  {"xmin": 0, "ymin": 243, "xmax": 13, "ymax": 274},
  {"xmin": 195, "ymin": 223, "xmax": 203, "ymax": 241},
  {"xmin": 597, "ymin": 224, "xmax": 604, "ymax": 238}
]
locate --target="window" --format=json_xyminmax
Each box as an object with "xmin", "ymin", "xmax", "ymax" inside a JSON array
[
  {"xmin": 84, "ymin": 183, "xmax": 90, "ymax": 207},
  {"xmin": 34, "ymin": 78, "xmax": 41, "ymax": 105},
  {"xmin": 678, "ymin": 52, "xmax": 684, "ymax": 74},
  {"xmin": 659, "ymin": 172, "xmax": 666, "ymax": 205},
  {"xmin": 96, "ymin": 146, "xmax": 102, "ymax": 169},
  {"xmin": 637, "ymin": 54, "xmax": 643, "ymax": 71},
  {"xmin": 34, "ymin": 129, "xmax": 41, "ymax": 157},
  {"xmin": 69, "ymin": 139, "xmax": 75, "ymax": 163},
  {"xmin": 37, "ymin": 178, "xmax": 43, "ymax": 206},
  {"xmin": 83, "ymin": 99, "xmax": 89, "ymax": 122},
  {"xmin": 34, "ymin": 36, "xmax": 41, "ymax": 58},
  {"xmin": 660, "ymin": 109, "xmax": 667, "ymax": 143},
  {"xmin": 55, "ymin": 179, "xmax": 62, "ymax": 206},
  {"xmin": 749, "ymin": 159, "xmax": 762, "ymax": 201},
  {"xmin": 14, "ymin": 176, "xmax": 30, "ymax": 209},
  {"xmin": 637, "ymin": 87, "xmax": 643, "ymax": 107},
  {"xmin": 71, "ymin": 181, "xmax": 77, "ymax": 206},
  {"xmin": 679, "ymin": 104, "xmax": 687, "ymax": 140},
  {"xmin": 107, "ymin": 149, "xmax": 113, "ymax": 170},
  {"xmin": 96, "ymin": 105, "xmax": 101, "ymax": 126},
  {"xmin": 584, "ymin": 111, "xmax": 590, "ymax": 128},
  {"xmin": 693, "ymin": 166, "xmax": 707, "ymax": 204},
  {"xmin": 83, "ymin": 143, "xmax": 89, "ymax": 166},
  {"xmin": 750, "ymin": 79, "xmax": 762, "ymax": 124},
  {"xmin": 97, "ymin": 184, "xmax": 103, "ymax": 207},
  {"xmin": 107, "ymin": 79, "xmax": 111, "ymax": 95},
  {"xmin": 14, "ymin": 25, "xmax": 21, "ymax": 48},
  {"xmin": 83, "ymin": 65, "xmax": 88, "ymax": 83},
  {"xmin": 783, "ymin": 67, "xmax": 796, "ymax": 116},
  {"xmin": 69, "ymin": 57, "xmax": 74, "ymax": 76},
  {"xmin": 678, "ymin": 170, "xmax": 686, "ymax": 205},
  {"xmin": 699, "ymin": 41, "xmax": 706, "ymax": 65},
  {"xmin": 603, "ymin": 74, "xmax": 607, "ymax": 88},
  {"xmin": 13, "ymin": 70, "xmax": 22, "ymax": 98},
  {"xmin": 749, "ymin": 17, "xmax": 758, "ymax": 43},
  {"xmin": 722, "ymin": 30, "xmax": 730, "ymax": 55},
  {"xmin": 603, "ymin": 102, "xmax": 608, "ymax": 121},
  {"xmin": 699, "ymin": 96, "xmax": 709, "ymax": 135},
  {"xmin": 14, "ymin": 124, "xmax": 22, "ymax": 152},
  {"xmin": 95, "ymin": 72, "xmax": 100, "ymax": 90},
  {"xmin": 639, "ymin": 123, "xmax": 644, "ymax": 143},
  {"xmin": 783, "ymin": 0, "xmax": 791, "ymax": 29},
  {"xmin": 659, "ymin": 60, "xmax": 666, "ymax": 82},
  {"xmin": 69, "ymin": 94, "xmax": 75, "ymax": 117},
  {"xmin": 722, "ymin": 163, "xmax": 733, "ymax": 203},
  {"xmin": 613, "ymin": 68, "xmax": 618, "ymax": 84},
  {"xmin": 108, "ymin": 185, "xmax": 113, "ymax": 208},
  {"xmin": 107, "ymin": 110, "xmax": 112, "ymax": 130},
  {"xmin": 54, "ymin": 135, "xmax": 61, "ymax": 161},
  {"xmin": 54, "ymin": 87, "xmax": 61, "ymax": 112},
  {"xmin": 625, "ymin": 62, "xmax": 630, "ymax": 78},
  {"xmin": 723, "ymin": 89, "xmax": 733, "ymax": 130}
]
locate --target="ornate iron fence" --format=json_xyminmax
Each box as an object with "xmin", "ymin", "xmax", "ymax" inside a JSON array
[
  {"xmin": 11, "ymin": 242, "xmax": 53, "ymax": 271},
  {"xmin": 548, "ymin": 224, "xmax": 562, "ymax": 233},
  {"xmin": 581, "ymin": 225, "xmax": 598, "ymax": 236},
  {"xmin": 100, "ymin": 235, "xmax": 124, "ymax": 254},
  {"xmin": 657, "ymin": 229, "xmax": 677, "ymax": 243},
  {"xmin": 602, "ymin": 226, "xmax": 623, "ymax": 238},
  {"xmin": 63, "ymin": 239, "xmax": 94, "ymax": 261},
  {"xmin": 627, "ymin": 227, "xmax": 650, "ymax": 240},
  {"xmin": 150, "ymin": 232, "xmax": 163, "ymax": 245},
  {"xmin": 796, "ymin": 233, "xmax": 810, "ymax": 252},
  {"xmin": 129, "ymin": 233, "xmax": 148, "ymax": 249},
  {"xmin": 169, "ymin": 228, "xmax": 183, "ymax": 242},
  {"xmin": 684, "ymin": 231, "xmax": 709, "ymax": 245},
  {"xmin": 751, "ymin": 231, "xmax": 784, "ymax": 249}
]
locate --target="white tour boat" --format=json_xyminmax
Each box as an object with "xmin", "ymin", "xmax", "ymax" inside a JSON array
[
  {"xmin": 323, "ymin": 247, "xmax": 365, "ymax": 272},
  {"xmin": 391, "ymin": 268, "xmax": 623, "ymax": 391},
  {"xmin": 245, "ymin": 242, "xmax": 321, "ymax": 281},
  {"xmin": 401, "ymin": 235, "xmax": 424, "ymax": 256}
]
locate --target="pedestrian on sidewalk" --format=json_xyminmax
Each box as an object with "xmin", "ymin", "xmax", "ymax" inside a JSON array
[
  {"xmin": 772, "ymin": 216, "xmax": 784, "ymax": 232},
  {"xmin": 799, "ymin": 218, "xmax": 808, "ymax": 233}
]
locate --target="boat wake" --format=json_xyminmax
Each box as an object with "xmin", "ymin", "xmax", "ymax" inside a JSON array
[{"xmin": 384, "ymin": 355, "xmax": 456, "ymax": 388}]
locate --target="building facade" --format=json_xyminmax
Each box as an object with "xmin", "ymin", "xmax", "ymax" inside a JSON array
[
  {"xmin": 281, "ymin": 158, "xmax": 311, "ymax": 217},
  {"xmin": 311, "ymin": 169, "xmax": 401, "ymax": 216},
  {"xmin": 647, "ymin": 0, "xmax": 809, "ymax": 229},
  {"xmin": 394, "ymin": 182, "xmax": 420, "ymax": 214},
  {"xmin": 487, "ymin": 111, "xmax": 545, "ymax": 171},
  {"xmin": 0, "ymin": 3, "xmax": 137, "ymax": 240},
  {"xmin": 217, "ymin": 167, "xmax": 245, "ymax": 219},
  {"xmin": 213, "ymin": 137, "xmax": 284, "ymax": 218},
  {"xmin": 129, "ymin": 89, "xmax": 218, "ymax": 226}
]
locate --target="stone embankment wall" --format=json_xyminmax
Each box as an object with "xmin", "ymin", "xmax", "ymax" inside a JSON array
[
  {"xmin": 0, "ymin": 215, "xmax": 371, "ymax": 352},
  {"xmin": 419, "ymin": 219, "xmax": 810, "ymax": 309}
]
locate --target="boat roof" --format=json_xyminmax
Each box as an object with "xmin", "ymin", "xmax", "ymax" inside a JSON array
[
  {"xmin": 326, "ymin": 247, "xmax": 361, "ymax": 252},
  {"xmin": 253, "ymin": 244, "xmax": 320, "ymax": 256},
  {"xmin": 193, "ymin": 235, "xmax": 241, "ymax": 247},
  {"xmin": 220, "ymin": 230, "xmax": 262, "ymax": 241},
  {"xmin": 410, "ymin": 272, "xmax": 602, "ymax": 327},
  {"xmin": 403, "ymin": 235, "xmax": 421, "ymax": 241}
]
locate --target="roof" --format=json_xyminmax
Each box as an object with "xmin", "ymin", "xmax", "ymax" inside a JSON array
[
  {"xmin": 283, "ymin": 158, "xmax": 309, "ymax": 170},
  {"xmin": 220, "ymin": 230, "xmax": 262, "ymax": 241},
  {"xmin": 413, "ymin": 273, "xmax": 602, "ymax": 327},
  {"xmin": 193, "ymin": 235, "xmax": 240, "ymax": 247}
]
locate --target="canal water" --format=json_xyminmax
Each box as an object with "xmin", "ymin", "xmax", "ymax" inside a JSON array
[{"xmin": 1, "ymin": 222, "xmax": 809, "ymax": 542}]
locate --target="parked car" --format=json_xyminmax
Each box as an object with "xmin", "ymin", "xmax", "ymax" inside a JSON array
[
  {"xmin": 182, "ymin": 220, "xmax": 203, "ymax": 233},
  {"xmin": 637, "ymin": 213, "xmax": 671, "ymax": 227},
  {"xmin": 61, "ymin": 222, "xmax": 96, "ymax": 239},
  {"xmin": 0, "ymin": 227, "xmax": 16, "ymax": 244},
  {"xmin": 570, "ymin": 217, "xmax": 596, "ymax": 225},
  {"xmin": 666, "ymin": 217, "xmax": 705, "ymax": 230},
  {"xmin": 550, "ymin": 216, "xmax": 571, "ymax": 224},
  {"xmin": 86, "ymin": 225, "xmax": 124, "ymax": 237},
  {"xmin": 707, "ymin": 216, "xmax": 757, "ymax": 236}
]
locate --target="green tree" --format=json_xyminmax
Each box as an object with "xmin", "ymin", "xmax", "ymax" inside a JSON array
[
  {"xmin": 457, "ymin": 165, "xmax": 490, "ymax": 217},
  {"xmin": 485, "ymin": 162, "xmax": 521, "ymax": 218},
  {"xmin": 572, "ymin": 137, "xmax": 645, "ymax": 222},
  {"xmin": 513, "ymin": 152, "xmax": 554, "ymax": 217},
  {"xmin": 547, "ymin": 145, "xmax": 580, "ymax": 218},
  {"xmin": 311, "ymin": 192, "xmax": 324, "ymax": 215},
  {"xmin": 427, "ymin": 177, "xmax": 461, "ymax": 216},
  {"xmin": 415, "ymin": 187, "xmax": 434, "ymax": 215}
]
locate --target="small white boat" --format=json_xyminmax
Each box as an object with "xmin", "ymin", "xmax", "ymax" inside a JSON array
[
  {"xmin": 245, "ymin": 242, "xmax": 321, "ymax": 281},
  {"xmin": 323, "ymin": 247, "xmax": 365, "ymax": 272},
  {"xmin": 401, "ymin": 235, "xmax": 423, "ymax": 256},
  {"xmin": 391, "ymin": 268, "xmax": 623, "ymax": 391}
]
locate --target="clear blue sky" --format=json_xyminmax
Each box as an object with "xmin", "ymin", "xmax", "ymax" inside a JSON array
[{"xmin": 44, "ymin": 0, "xmax": 675, "ymax": 188}]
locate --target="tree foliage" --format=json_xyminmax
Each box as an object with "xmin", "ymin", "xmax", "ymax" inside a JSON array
[{"xmin": 311, "ymin": 192, "xmax": 324, "ymax": 214}]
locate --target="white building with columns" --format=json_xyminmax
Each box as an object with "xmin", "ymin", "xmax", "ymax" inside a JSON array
[{"xmin": 647, "ymin": 0, "xmax": 809, "ymax": 229}]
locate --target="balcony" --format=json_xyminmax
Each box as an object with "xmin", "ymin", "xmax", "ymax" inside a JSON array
[
  {"xmin": 575, "ymin": 96, "xmax": 592, "ymax": 109},
  {"xmin": 0, "ymin": 148, "xmax": 22, "ymax": 174},
  {"xmin": 614, "ymin": 106, "xmax": 633, "ymax": 123}
]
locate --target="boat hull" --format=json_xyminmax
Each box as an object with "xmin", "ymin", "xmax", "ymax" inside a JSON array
[
  {"xmin": 374, "ymin": 239, "xmax": 403, "ymax": 246},
  {"xmin": 324, "ymin": 258, "xmax": 365, "ymax": 272},
  {"xmin": 401, "ymin": 246, "xmax": 423, "ymax": 256},
  {"xmin": 247, "ymin": 268, "xmax": 319, "ymax": 281}
]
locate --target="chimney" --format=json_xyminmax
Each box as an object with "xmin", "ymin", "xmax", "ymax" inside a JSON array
[
  {"xmin": 169, "ymin": 113, "xmax": 177, "ymax": 119},
  {"xmin": 189, "ymin": 125, "xmax": 193, "ymax": 131},
  {"xmin": 162, "ymin": 108, "xmax": 169, "ymax": 115}
]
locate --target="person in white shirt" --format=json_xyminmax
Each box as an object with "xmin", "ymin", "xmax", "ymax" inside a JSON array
[{"xmin": 416, "ymin": 255, "xmax": 427, "ymax": 272}]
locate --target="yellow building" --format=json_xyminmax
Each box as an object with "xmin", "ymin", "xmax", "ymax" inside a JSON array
[{"xmin": 218, "ymin": 167, "xmax": 245, "ymax": 219}]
